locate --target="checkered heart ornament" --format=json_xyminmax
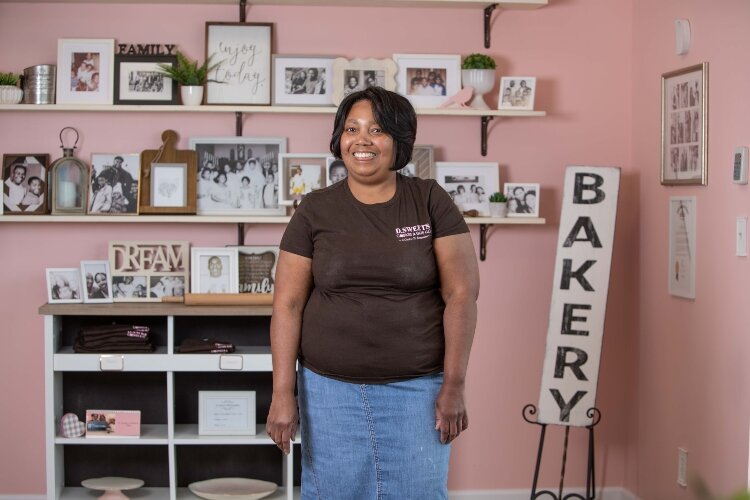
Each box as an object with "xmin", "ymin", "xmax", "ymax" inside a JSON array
[{"xmin": 60, "ymin": 413, "xmax": 85, "ymax": 438}]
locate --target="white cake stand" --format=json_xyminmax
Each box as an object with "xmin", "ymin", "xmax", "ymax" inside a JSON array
[{"xmin": 81, "ymin": 477, "xmax": 144, "ymax": 500}]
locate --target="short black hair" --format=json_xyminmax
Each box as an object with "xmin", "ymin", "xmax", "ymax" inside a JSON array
[{"xmin": 330, "ymin": 87, "xmax": 417, "ymax": 172}]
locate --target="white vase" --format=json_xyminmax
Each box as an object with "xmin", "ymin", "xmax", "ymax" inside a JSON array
[
  {"xmin": 180, "ymin": 85, "xmax": 204, "ymax": 106},
  {"xmin": 489, "ymin": 201, "xmax": 508, "ymax": 218},
  {"xmin": 461, "ymin": 69, "xmax": 496, "ymax": 110},
  {"xmin": 0, "ymin": 85, "xmax": 23, "ymax": 104}
]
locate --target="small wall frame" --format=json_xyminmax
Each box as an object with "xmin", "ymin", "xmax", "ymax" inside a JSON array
[{"xmin": 139, "ymin": 130, "xmax": 197, "ymax": 214}]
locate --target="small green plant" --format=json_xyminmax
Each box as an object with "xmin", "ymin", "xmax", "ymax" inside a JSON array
[
  {"xmin": 0, "ymin": 72, "xmax": 20, "ymax": 86},
  {"xmin": 489, "ymin": 192, "xmax": 507, "ymax": 203},
  {"xmin": 461, "ymin": 53, "xmax": 496, "ymax": 70},
  {"xmin": 155, "ymin": 51, "xmax": 222, "ymax": 86}
]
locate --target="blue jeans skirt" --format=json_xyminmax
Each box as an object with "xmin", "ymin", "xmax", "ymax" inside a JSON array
[{"xmin": 298, "ymin": 366, "xmax": 450, "ymax": 500}]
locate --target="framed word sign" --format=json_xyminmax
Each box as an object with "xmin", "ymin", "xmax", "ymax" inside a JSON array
[
  {"xmin": 108, "ymin": 240, "xmax": 189, "ymax": 302},
  {"xmin": 205, "ymin": 22, "xmax": 273, "ymax": 105}
]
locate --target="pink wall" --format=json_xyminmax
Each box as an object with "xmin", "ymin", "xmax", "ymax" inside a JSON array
[
  {"xmin": 0, "ymin": 1, "xmax": 636, "ymax": 495},
  {"xmin": 633, "ymin": 0, "xmax": 750, "ymax": 498}
]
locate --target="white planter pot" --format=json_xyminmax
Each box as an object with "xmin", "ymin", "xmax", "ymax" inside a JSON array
[
  {"xmin": 489, "ymin": 201, "xmax": 508, "ymax": 218},
  {"xmin": 180, "ymin": 85, "xmax": 204, "ymax": 106},
  {"xmin": 461, "ymin": 69, "xmax": 496, "ymax": 110},
  {"xmin": 0, "ymin": 85, "xmax": 23, "ymax": 104}
]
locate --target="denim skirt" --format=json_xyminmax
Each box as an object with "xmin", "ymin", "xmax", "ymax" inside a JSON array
[{"xmin": 298, "ymin": 366, "xmax": 450, "ymax": 500}]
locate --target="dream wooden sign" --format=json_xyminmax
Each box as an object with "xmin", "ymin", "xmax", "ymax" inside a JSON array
[
  {"xmin": 108, "ymin": 241, "xmax": 189, "ymax": 302},
  {"xmin": 537, "ymin": 167, "xmax": 620, "ymax": 427}
]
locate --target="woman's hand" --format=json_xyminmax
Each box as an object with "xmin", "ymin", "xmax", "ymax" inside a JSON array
[
  {"xmin": 266, "ymin": 392, "xmax": 299, "ymax": 455},
  {"xmin": 434, "ymin": 382, "xmax": 468, "ymax": 444}
]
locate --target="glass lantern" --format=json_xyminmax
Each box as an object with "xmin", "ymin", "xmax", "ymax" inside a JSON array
[{"xmin": 49, "ymin": 127, "xmax": 89, "ymax": 214}]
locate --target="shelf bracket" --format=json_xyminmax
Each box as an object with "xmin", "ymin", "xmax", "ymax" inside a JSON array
[
  {"xmin": 235, "ymin": 111, "xmax": 243, "ymax": 137},
  {"xmin": 484, "ymin": 4, "xmax": 498, "ymax": 49},
  {"xmin": 481, "ymin": 116, "xmax": 494, "ymax": 156},
  {"xmin": 237, "ymin": 222, "xmax": 245, "ymax": 246},
  {"xmin": 479, "ymin": 223, "xmax": 489, "ymax": 261},
  {"xmin": 239, "ymin": 0, "xmax": 247, "ymax": 23}
]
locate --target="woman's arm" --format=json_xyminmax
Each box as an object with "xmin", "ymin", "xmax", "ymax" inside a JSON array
[
  {"xmin": 266, "ymin": 250, "xmax": 313, "ymax": 454},
  {"xmin": 433, "ymin": 232, "xmax": 480, "ymax": 444}
]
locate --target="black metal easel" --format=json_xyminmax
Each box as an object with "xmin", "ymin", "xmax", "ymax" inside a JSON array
[{"xmin": 522, "ymin": 404, "xmax": 601, "ymax": 500}]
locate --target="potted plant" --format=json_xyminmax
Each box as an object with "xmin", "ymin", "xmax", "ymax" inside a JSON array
[
  {"xmin": 488, "ymin": 191, "xmax": 508, "ymax": 217},
  {"xmin": 0, "ymin": 72, "xmax": 23, "ymax": 104},
  {"xmin": 461, "ymin": 54, "xmax": 497, "ymax": 110},
  {"xmin": 155, "ymin": 51, "xmax": 221, "ymax": 106}
]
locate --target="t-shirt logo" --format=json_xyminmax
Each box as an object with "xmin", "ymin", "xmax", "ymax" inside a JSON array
[{"xmin": 394, "ymin": 223, "xmax": 432, "ymax": 242}]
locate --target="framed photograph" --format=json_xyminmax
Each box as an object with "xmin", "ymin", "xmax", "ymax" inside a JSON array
[
  {"xmin": 435, "ymin": 162, "xmax": 499, "ymax": 216},
  {"xmin": 398, "ymin": 145, "xmax": 434, "ymax": 179},
  {"xmin": 661, "ymin": 62, "xmax": 708, "ymax": 185},
  {"xmin": 189, "ymin": 137, "xmax": 286, "ymax": 216},
  {"xmin": 114, "ymin": 54, "xmax": 177, "ymax": 105},
  {"xmin": 504, "ymin": 182, "xmax": 540, "ymax": 217},
  {"xmin": 272, "ymin": 55, "xmax": 335, "ymax": 106},
  {"xmin": 279, "ymin": 153, "xmax": 329, "ymax": 206},
  {"xmin": 199, "ymin": 391, "xmax": 256, "ymax": 436},
  {"xmin": 234, "ymin": 246, "xmax": 279, "ymax": 294},
  {"xmin": 393, "ymin": 54, "xmax": 460, "ymax": 108},
  {"xmin": 110, "ymin": 241, "xmax": 189, "ymax": 302},
  {"xmin": 332, "ymin": 57, "xmax": 398, "ymax": 105},
  {"xmin": 56, "ymin": 38, "xmax": 115, "ymax": 105},
  {"xmin": 2, "ymin": 154, "xmax": 49, "ymax": 215},
  {"xmin": 112, "ymin": 275, "xmax": 149, "ymax": 301},
  {"xmin": 150, "ymin": 163, "xmax": 187, "ymax": 208},
  {"xmin": 205, "ymin": 22, "xmax": 273, "ymax": 105},
  {"xmin": 149, "ymin": 275, "xmax": 186, "ymax": 299},
  {"xmin": 88, "ymin": 154, "xmax": 140, "ymax": 214},
  {"xmin": 669, "ymin": 196, "xmax": 696, "ymax": 299},
  {"xmin": 498, "ymin": 77, "xmax": 537, "ymax": 111},
  {"xmin": 326, "ymin": 157, "xmax": 348, "ymax": 185},
  {"xmin": 80, "ymin": 260, "xmax": 113, "ymax": 304},
  {"xmin": 46, "ymin": 268, "xmax": 83, "ymax": 304},
  {"xmin": 191, "ymin": 247, "xmax": 239, "ymax": 294}
]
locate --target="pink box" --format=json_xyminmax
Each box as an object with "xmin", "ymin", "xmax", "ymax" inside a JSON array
[{"xmin": 85, "ymin": 410, "xmax": 141, "ymax": 437}]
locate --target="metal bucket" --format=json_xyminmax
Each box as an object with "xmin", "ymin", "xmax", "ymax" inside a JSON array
[{"xmin": 23, "ymin": 64, "xmax": 56, "ymax": 104}]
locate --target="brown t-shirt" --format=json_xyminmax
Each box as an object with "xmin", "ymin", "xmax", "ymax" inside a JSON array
[{"xmin": 280, "ymin": 175, "xmax": 469, "ymax": 383}]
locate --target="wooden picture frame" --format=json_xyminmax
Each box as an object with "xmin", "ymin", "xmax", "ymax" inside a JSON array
[
  {"xmin": 109, "ymin": 240, "xmax": 189, "ymax": 302},
  {"xmin": 2, "ymin": 153, "xmax": 49, "ymax": 215},
  {"xmin": 114, "ymin": 54, "xmax": 178, "ymax": 105},
  {"xmin": 139, "ymin": 130, "xmax": 197, "ymax": 214},
  {"xmin": 661, "ymin": 62, "xmax": 708, "ymax": 185},
  {"xmin": 205, "ymin": 22, "xmax": 273, "ymax": 105},
  {"xmin": 332, "ymin": 57, "xmax": 397, "ymax": 105}
]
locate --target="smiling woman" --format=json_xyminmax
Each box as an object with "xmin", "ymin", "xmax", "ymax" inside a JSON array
[{"xmin": 266, "ymin": 87, "xmax": 480, "ymax": 500}]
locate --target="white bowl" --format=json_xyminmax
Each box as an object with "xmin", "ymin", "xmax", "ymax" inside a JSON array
[{"xmin": 188, "ymin": 477, "xmax": 278, "ymax": 500}]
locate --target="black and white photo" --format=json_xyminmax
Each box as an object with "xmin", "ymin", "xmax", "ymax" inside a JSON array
[
  {"xmin": 191, "ymin": 247, "xmax": 239, "ymax": 294},
  {"xmin": 504, "ymin": 182, "xmax": 540, "ymax": 217},
  {"xmin": 332, "ymin": 57, "xmax": 397, "ymax": 105},
  {"xmin": 112, "ymin": 275, "xmax": 148, "ymax": 300},
  {"xmin": 88, "ymin": 153, "xmax": 140, "ymax": 214},
  {"xmin": 273, "ymin": 56, "xmax": 335, "ymax": 106},
  {"xmin": 190, "ymin": 137, "xmax": 286, "ymax": 215},
  {"xmin": 149, "ymin": 275, "xmax": 185, "ymax": 298},
  {"xmin": 114, "ymin": 55, "xmax": 177, "ymax": 105},
  {"xmin": 80, "ymin": 260, "xmax": 113, "ymax": 303},
  {"xmin": 499, "ymin": 77, "xmax": 537, "ymax": 111},
  {"xmin": 3, "ymin": 154, "xmax": 49, "ymax": 215},
  {"xmin": 435, "ymin": 162, "xmax": 499, "ymax": 216},
  {"xmin": 326, "ymin": 157, "xmax": 348, "ymax": 185},
  {"xmin": 46, "ymin": 268, "xmax": 83, "ymax": 304}
]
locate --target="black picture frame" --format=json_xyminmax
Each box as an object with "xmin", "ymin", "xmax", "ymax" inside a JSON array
[{"xmin": 114, "ymin": 54, "xmax": 178, "ymax": 105}]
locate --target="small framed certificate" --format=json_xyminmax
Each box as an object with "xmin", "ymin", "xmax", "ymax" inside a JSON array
[{"xmin": 198, "ymin": 390, "xmax": 256, "ymax": 435}]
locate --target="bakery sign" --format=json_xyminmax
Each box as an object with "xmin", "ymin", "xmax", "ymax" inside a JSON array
[
  {"xmin": 108, "ymin": 241, "xmax": 189, "ymax": 302},
  {"xmin": 536, "ymin": 167, "xmax": 620, "ymax": 427}
]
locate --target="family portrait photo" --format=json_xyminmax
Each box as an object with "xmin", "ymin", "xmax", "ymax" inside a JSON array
[
  {"xmin": 190, "ymin": 138, "xmax": 286, "ymax": 215},
  {"xmin": 57, "ymin": 39, "xmax": 114, "ymax": 105},
  {"xmin": 114, "ymin": 55, "xmax": 177, "ymax": 105},
  {"xmin": 504, "ymin": 182, "xmax": 540, "ymax": 217},
  {"xmin": 285, "ymin": 67, "xmax": 326, "ymax": 95},
  {"xmin": 272, "ymin": 56, "xmax": 334, "ymax": 106},
  {"xmin": 80, "ymin": 260, "xmax": 113, "ymax": 303},
  {"xmin": 70, "ymin": 52, "xmax": 102, "ymax": 92},
  {"xmin": 405, "ymin": 67, "xmax": 447, "ymax": 96},
  {"xmin": 46, "ymin": 268, "xmax": 83, "ymax": 304},
  {"xmin": 3, "ymin": 154, "xmax": 48, "ymax": 214},
  {"xmin": 343, "ymin": 69, "xmax": 385, "ymax": 96},
  {"xmin": 88, "ymin": 154, "xmax": 139, "ymax": 214},
  {"xmin": 499, "ymin": 77, "xmax": 537, "ymax": 110},
  {"xmin": 436, "ymin": 162, "xmax": 499, "ymax": 216}
]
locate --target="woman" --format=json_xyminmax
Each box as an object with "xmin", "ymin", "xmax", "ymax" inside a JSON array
[{"xmin": 266, "ymin": 87, "xmax": 479, "ymax": 499}]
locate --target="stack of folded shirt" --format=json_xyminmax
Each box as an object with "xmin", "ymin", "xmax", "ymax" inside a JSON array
[
  {"xmin": 178, "ymin": 338, "xmax": 235, "ymax": 354},
  {"xmin": 74, "ymin": 324, "xmax": 154, "ymax": 353}
]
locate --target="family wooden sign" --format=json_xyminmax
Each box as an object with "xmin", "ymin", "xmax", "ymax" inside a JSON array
[{"xmin": 537, "ymin": 166, "xmax": 620, "ymax": 427}]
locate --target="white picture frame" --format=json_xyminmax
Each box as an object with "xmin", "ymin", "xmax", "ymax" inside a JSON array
[
  {"xmin": 504, "ymin": 182, "xmax": 540, "ymax": 218},
  {"xmin": 332, "ymin": 57, "xmax": 398, "ymax": 105},
  {"xmin": 46, "ymin": 268, "xmax": 83, "ymax": 304},
  {"xmin": 668, "ymin": 196, "xmax": 696, "ymax": 299},
  {"xmin": 88, "ymin": 153, "xmax": 140, "ymax": 215},
  {"xmin": 272, "ymin": 55, "xmax": 335, "ymax": 106},
  {"xmin": 498, "ymin": 76, "xmax": 537, "ymax": 111},
  {"xmin": 393, "ymin": 54, "xmax": 461, "ymax": 109},
  {"xmin": 278, "ymin": 153, "xmax": 329, "ymax": 206},
  {"xmin": 191, "ymin": 247, "xmax": 239, "ymax": 294},
  {"xmin": 435, "ymin": 162, "xmax": 499, "ymax": 216},
  {"xmin": 198, "ymin": 390, "xmax": 256, "ymax": 436},
  {"xmin": 189, "ymin": 136, "xmax": 287, "ymax": 216},
  {"xmin": 150, "ymin": 163, "xmax": 187, "ymax": 208},
  {"xmin": 205, "ymin": 23, "xmax": 273, "ymax": 105},
  {"xmin": 80, "ymin": 260, "xmax": 113, "ymax": 304},
  {"xmin": 56, "ymin": 38, "xmax": 115, "ymax": 105}
]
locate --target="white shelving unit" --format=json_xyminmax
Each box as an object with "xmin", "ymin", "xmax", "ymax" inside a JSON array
[{"xmin": 41, "ymin": 302, "xmax": 299, "ymax": 500}]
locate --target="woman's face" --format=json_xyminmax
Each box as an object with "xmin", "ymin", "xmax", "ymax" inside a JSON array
[{"xmin": 339, "ymin": 100, "xmax": 395, "ymax": 185}]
